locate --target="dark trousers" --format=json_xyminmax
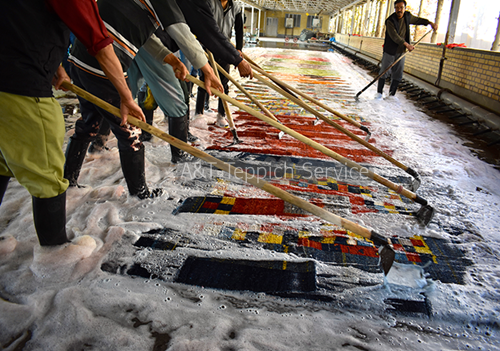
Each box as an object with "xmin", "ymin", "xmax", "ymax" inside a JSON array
[
  {"xmin": 70, "ymin": 65, "xmax": 142, "ymax": 152},
  {"xmin": 195, "ymin": 61, "xmax": 230, "ymax": 116}
]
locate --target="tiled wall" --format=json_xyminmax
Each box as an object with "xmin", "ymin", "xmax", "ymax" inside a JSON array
[{"xmin": 335, "ymin": 34, "xmax": 500, "ymax": 113}]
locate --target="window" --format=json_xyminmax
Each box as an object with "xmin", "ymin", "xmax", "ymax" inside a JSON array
[
  {"xmin": 285, "ymin": 14, "xmax": 301, "ymax": 28},
  {"xmin": 307, "ymin": 15, "xmax": 321, "ymax": 28}
]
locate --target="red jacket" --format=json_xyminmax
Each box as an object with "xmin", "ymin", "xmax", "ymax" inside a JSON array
[{"xmin": 0, "ymin": 0, "xmax": 112, "ymax": 97}]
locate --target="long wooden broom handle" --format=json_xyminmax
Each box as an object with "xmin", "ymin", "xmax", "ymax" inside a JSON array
[
  {"xmin": 61, "ymin": 80, "xmax": 389, "ymax": 243},
  {"xmin": 206, "ymin": 50, "xmax": 235, "ymax": 129},
  {"xmin": 356, "ymin": 30, "xmax": 433, "ymax": 98},
  {"xmin": 250, "ymin": 69, "xmax": 415, "ymax": 173},
  {"xmin": 209, "ymin": 56, "xmax": 278, "ymax": 121},
  {"xmin": 241, "ymin": 51, "xmax": 365, "ymax": 129},
  {"xmin": 183, "ymin": 75, "xmax": 428, "ymax": 207}
]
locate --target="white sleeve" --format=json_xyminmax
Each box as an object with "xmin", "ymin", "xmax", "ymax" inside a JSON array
[
  {"xmin": 166, "ymin": 22, "xmax": 208, "ymax": 69},
  {"xmin": 142, "ymin": 33, "xmax": 172, "ymax": 63}
]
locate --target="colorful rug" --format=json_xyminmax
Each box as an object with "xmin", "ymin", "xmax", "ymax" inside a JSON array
[
  {"xmin": 173, "ymin": 193, "xmax": 415, "ymax": 217},
  {"xmin": 131, "ymin": 223, "xmax": 472, "ymax": 285},
  {"xmin": 102, "ymin": 48, "xmax": 473, "ymax": 298},
  {"xmin": 205, "ymin": 111, "xmax": 382, "ymax": 163},
  {"xmin": 175, "ymin": 150, "xmax": 420, "ymax": 218}
]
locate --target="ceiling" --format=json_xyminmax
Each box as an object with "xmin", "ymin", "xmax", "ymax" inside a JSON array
[{"xmin": 238, "ymin": 0, "xmax": 360, "ymax": 16}]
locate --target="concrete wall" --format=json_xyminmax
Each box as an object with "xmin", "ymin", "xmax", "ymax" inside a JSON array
[{"xmin": 335, "ymin": 33, "xmax": 500, "ymax": 114}]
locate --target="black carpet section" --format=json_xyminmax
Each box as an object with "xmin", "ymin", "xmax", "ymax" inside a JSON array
[{"xmin": 175, "ymin": 256, "xmax": 317, "ymax": 293}]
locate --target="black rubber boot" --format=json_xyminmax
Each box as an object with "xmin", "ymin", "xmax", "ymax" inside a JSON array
[
  {"xmin": 204, "ymin": 93, "xmax": 211, "ymax": 111},
  {"xmin": 186, "ymin": 104, "xmax": 198, "ymax": 143},
  {"xmin": 377, "ymin": 78, "xmax": 385, "ymax": 94},
  {"xmin": 187, "ymin": 81, "xmax": 194, "ymax": 98},
  {"xmin": 187, "ymin": 130, "xmax": 198, "ymax": 143},
  {"xmin": 179, "ymin": 80, "xmax": 198, "ymax": 143},
  {"xmin": 169, "ymin": 114, "xmax": 193, "ymax": 163},
  {"xmin": 389, "ymin": 80, "xmax": 400, "ymax": 96},
  {"xmin": 119, "ymin": 145, "xmax": 162, "ymax": 199},
  {"xmin": 139, "ymin": 108, "xmax": 154, "ymax": 142},
  {"xmin": 64, "ymin": 138, "xmax": 90, "ymax": 187},
  {"xmin": 0, "ymin": 175, "xmax": 10, "ymax": 205},
  {"xmin": 32, "ymin": 191, "xmax": 69, "ymax": 246},
  {"xmin": 195, "ymin": 86, "xmax": 206, "ymax": 115}
]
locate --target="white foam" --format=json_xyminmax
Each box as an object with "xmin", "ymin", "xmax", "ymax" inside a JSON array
[
  {"xmin": 0, "ymin": 234, "xmax": 17, "ymax": 256},
  {"xmin": 0, "ymin": 47, "xmax": 498, "ymax": 350},
  {"xmin": 384, "ymin": 262, "xmax": 429, "ymax": 289},
  {"xmin": 30, "ymin": 235, "xmax": 100, "ymax": 282}
]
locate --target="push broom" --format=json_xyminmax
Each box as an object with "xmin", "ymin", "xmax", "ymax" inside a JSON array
[
  {"xmin": 61, "ymin": 80, "xmax": 396, "ymax": 275},
  {"xmin": 355, "ymin": 29, "xmax": 433, "ymax": 100},
  {"xmin": 183, "ymin": 75, "xmax": 435, "ymax": 226}
]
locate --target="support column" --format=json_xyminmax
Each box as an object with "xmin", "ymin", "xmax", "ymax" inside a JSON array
[
  {"xmin": 446, "ymin": 0, "xmax": 461, "ymax": 44},
  {"xmin": 264, "ymin": 11, "xmax": 267, "ymax": 35},
  {"xmin": 358, "ymin": 4, "xmax": 364, "ymax": 35},
  {"xmin": 364, "ymin": 1, "xmax": 372, "ymax": 35},
  {"xmin": 431, "ymin": 0, "xmax": 444, "ymax": 43},
  {"xmin": 368, "ymin": 0, "xmax": 380, "ymax": 37},
  {"xmin": 242, "ymin": 3, "xmax": 246, "ymax": 35},
  {"xmin": 258, "ymin": 8, "xmax": 261, "ymax": 36},
  {"xmin": 436, "ymin": 0, "xmax": 462, "ymax": 86},
  {"xmin": 413, "ymin": 0, "xmax": 425, "ymax": 41},
  {"xmin": 360, "ymin": 2, "xmax": 367, "ymax": 35},
  {"xmin": 368, "ymin": 0, "xmax": 376, "ymax": 36},
  {"xmin": 492, "ymin": 11, "xmax": 500, "ymax": 51},
  {"xmin": 350, "ymin": 7, "xmax": 356, "ymax": 34},
  {"xmin": 357, "ymin": 4, "xmax": 364, "ymax": 34},
  {"xmin": 385, "ymin": 0, "xmax": 393, "ymax": 18},
  {"xmin": 339, "ymin": 11, "xmax": 344, "ymax": 33},
  {"xmin": 340, "ymin": 10, "xmax": 345, "ymax": 33},
  {"xmin": 382, "ymin": 0, "xmax": 393, "ymax": 37},
  {"xmin": 251, "ymin": 7, "xmax": 254, "ymax": 35},
  {"xmin": 376, "ymin": 0, "xmax": 386, "ymax": 37},
  {"xmin": 342, "ymin": 10, "xmax": 346, "ymax": 34}
]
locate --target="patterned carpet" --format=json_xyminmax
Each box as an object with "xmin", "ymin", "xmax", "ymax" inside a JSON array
[{"xmin": 103, "ymin": 48, "xmax": 473, "ymax": 298}]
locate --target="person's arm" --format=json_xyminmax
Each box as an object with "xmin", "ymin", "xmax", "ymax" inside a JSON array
[
  {"xmin": 177, "ymin": 0, "xmax": 240, "ymax": 65},
  {"xmin": 48, "ymin": 0, "xmax": 144, "ymax": 124},
  {"xmin": 164, "ymin": 23, "xmax": 223, "ymax": 95},
  {"xmin": 177, "ymin": 0, "xmax": 252, "ymax": 78},
  {"xmin": 48, "ymin": 0, "xmax": 111, "ymax": 56},
  {"xmin": 162, "ymin": 53, "xmax": 189, "ymax": 81},
  {"xmin": 52, "ymin": 65, "xmax": 71, "ymax": 91},
  {"xmin": 410, "ymin": 14, "xmax": 429, "ymax": 27},
  {"xmin": 143, "ymin": 34, "xmax": 173, "ymax": 63},
  {"xmin": 386, "ymin": 18, "xmax": 416, "ymax": 51},
  {"xmin": 409, "ymin": 14, "xmax": 438, "ymax": 31},
  {"xmin": 95, "ymin": 45, "xmax": 144, "ymax": 124},
  {"xmin": 165, "ymin": 23, "xmax": 207, "ymax": 69}
]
